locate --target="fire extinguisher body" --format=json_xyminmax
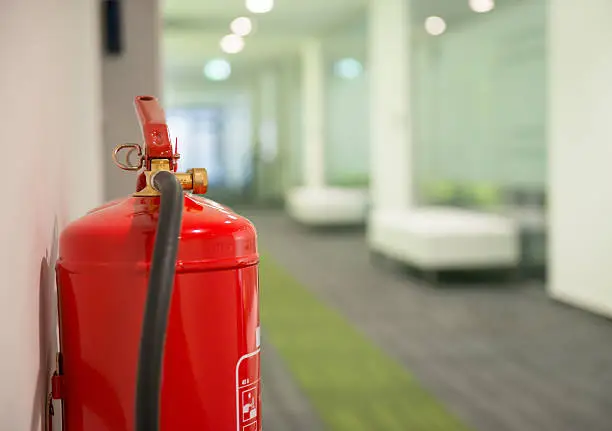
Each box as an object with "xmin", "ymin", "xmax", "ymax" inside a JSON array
[{"xmin": 56, "ymin": 194, "xmax": 261, "ymax": 431}]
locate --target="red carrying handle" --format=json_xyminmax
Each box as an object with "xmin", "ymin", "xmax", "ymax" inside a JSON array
[{"xmin": 134, "ymin": 96, "xmax": 177, "ymax": 171}]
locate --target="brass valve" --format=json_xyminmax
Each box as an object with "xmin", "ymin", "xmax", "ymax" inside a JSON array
[
  {"xmin": 112, "ymin": 143, "xmax": 207, "ymax": 197},
  {"xmin": 133, "ymin": 159, "xmax": 208, "ymax": 197}
]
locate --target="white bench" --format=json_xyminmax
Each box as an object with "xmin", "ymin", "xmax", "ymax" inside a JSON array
[
  {"xmin": 367, "ymin": 207, "xmax": 520, "ymax": 271},
  {"xmin": 286, "ymin": 187, "xmax": 369, "ymax": 226}
]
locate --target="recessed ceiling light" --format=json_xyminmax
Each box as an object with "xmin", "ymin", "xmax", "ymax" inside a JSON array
[
  {"xmin": 203, "ymin": 59, "xmax": 231, "ymax": 81},
  {"xmin": 246, "ymin": 0, "xmax": 274, "ymax": 14},
  {"xmin": 220, "ymin": 34, "xmax": 245, "ymax": 54},
  {"xmin": 469, "ymin": 0, "xmax": 495, "ymax": 13},
  {"xmin": 231, "ymin": 17, "xmax": 253, "ymax": 37},
  {"xmin": 334, "ymin": 58, "xmax": 363, "ymax": 80},
  {"xmin": 424, "ymin": 16, "xmax": 446, "ymax": 36}
]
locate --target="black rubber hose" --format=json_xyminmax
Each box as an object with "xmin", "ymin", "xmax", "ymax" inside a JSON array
[{"xmin": 135, "ymin": 170, "xmax": 184, "ymax": 431}]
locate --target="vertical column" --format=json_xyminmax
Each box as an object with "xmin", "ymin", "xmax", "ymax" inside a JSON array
[
  {"xmin": 548, "ymin": 0, "xmax": 612, "ymax": 317},
  {"xmin": 284, "ymin": 58, "xmax": 304, "ymax": 190},
  {"xmin": 66, "ymin": 0, "xmax": 104, "ymax": 222},
  {"xmin": 277, "ymin": 58, "xmax": 298, "ymax": 193},
  {"xmin": 368, "ymin": 0, "xmax": 412, "ymax": 210},
  {"xmin": 256, "ymin": 69, "xmax": 281, "ymax": 202},
  {"xmin": 301, "ymin": 39, "xmax": 326, "ymax": 188},
  {"xmin": 249, "ymin": 75, "xmax": 262, "ymax": 200}
]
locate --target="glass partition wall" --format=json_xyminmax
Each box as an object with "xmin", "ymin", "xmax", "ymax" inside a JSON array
[
  {"xmin": 323, "ymin": 15, "xmax": 370, "ymax": 189},
  {"xmin": 411, "ymin": 0, "xmax": 547, "ymax": 271}
]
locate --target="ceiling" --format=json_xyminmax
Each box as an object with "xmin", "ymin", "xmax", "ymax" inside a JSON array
[
  {"xmin": 163, "ymin": 0, "xmax": 524, "ymax": 88},
  {"xmin": 163, "ymin": 0, "xmax": 367, "ymax": 83},
  {"xmin": 410, "ymin": 0, "xmax": 527, "ymax": 28},
  {"xmin": 164, "ymin": 0, "xmax": 367, "ymax": 34}
]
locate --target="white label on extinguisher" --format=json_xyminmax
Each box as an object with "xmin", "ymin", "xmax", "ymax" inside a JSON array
[
  {"xmin": 236, "ymin": 349, "xmax": 260, "ymax": 431},
  {"xmin": 256, "ymin": 326, "xmax": 261, "ymax": 348}
]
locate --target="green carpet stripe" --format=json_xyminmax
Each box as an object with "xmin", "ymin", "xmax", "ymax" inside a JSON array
[{"xmin": 260, "ymin": 254, "xmax": 472, "ymax": 431}]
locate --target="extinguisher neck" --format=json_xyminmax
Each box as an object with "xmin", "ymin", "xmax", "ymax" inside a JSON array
[{"xmin": 110, "ymin": 95, "xmax": 208, "ymax": 197}]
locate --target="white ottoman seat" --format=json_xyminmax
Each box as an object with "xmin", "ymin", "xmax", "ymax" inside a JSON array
[
  {"xmin": 286, "ymin": 187, "xmax": 369, "ymax": 226},
  {"xmin": 368, "ymin": 207, "xmax": 520, "ymax": 270}
]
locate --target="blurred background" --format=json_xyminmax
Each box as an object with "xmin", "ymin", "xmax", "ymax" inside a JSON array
[{"xmin": 2, "ymin": 0, "xmax": 612, "ymax": 430}]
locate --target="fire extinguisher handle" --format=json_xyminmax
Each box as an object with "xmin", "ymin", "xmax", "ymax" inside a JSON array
[
  {"xmin": 135, "ymin": 95, "xmax": 166, "ymax": 126},
  {"xmin": 133, "ymin": 96, "xmax": 174, "ymax": 165}
]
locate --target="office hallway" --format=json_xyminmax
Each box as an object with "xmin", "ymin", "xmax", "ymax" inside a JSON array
[{"xmin": 250, "ymin": 210, "xmax": 612, "ymax": 431}]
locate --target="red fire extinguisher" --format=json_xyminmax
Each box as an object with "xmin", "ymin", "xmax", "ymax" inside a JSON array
[{"xmin": 50, "ymin": 96, "xmax": 261, "ymax": 431}]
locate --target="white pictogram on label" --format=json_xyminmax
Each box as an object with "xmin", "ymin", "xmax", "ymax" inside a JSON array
[
  {"xmin": 242, "ymin": 387, "xmax": 258, "ymax": 421},
  {"xmin": 236, "ymin": 349, "xmax": 260, "ymax": 431}
]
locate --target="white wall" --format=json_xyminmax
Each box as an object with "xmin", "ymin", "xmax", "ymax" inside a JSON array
[
  {"xmin": 548, "ymin": 0, "xmax": 612, "ymax": 317},
  {"xmin": 103, "ymin": 0, "xmax": 161, "ymax": 200},
  {"xmin": 0, "ymin": 0, "xmax": 103, "ymax": 429}
]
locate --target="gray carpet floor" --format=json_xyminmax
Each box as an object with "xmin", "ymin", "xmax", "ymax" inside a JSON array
[
  {"xmin": 249, "ymin": 210, "xmax": 612, "ymax": 431},
  {"xmin": 261, "ymin": 339, "xmax": 325, "ymax": 431}
]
